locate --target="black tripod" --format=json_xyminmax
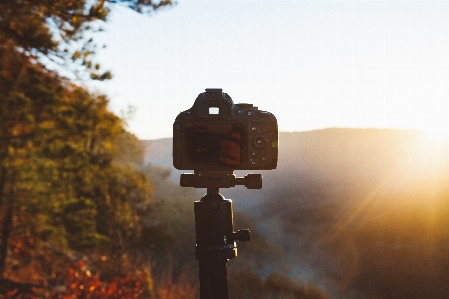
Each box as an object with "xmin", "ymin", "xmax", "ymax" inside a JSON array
[{"xmin": 180, "ymin": 171, "xmax": 262, "ymax": 299}]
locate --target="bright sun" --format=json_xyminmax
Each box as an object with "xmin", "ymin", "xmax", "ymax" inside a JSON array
[{"xmin": 422, "ymin": 127, "xmax": 449, "ymax": 141}]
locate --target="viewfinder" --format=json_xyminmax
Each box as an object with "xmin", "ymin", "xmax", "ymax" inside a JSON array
[{"xmin": 209, "ymin": 107, "xmax": 219, "ymax": 115}]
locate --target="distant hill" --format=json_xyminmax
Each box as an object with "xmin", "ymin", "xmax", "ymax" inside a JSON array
[
  {"xmin": 141, "ymin": 128, "xmax": 449, "ymax": 210},
  {"xmin": 141, "ymin": 137, "xmax": 172, "ymax": 167},
  {"xmin": 141, "ymin": 129, "xmax": 449, "ymax": 299}
]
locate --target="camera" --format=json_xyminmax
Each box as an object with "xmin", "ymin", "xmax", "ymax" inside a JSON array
[{"xmin": 173, "ymin": 88, "xmax": 278, "ymax": 171}]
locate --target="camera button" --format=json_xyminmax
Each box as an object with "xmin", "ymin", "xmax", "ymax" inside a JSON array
[{"xmin": 253, "ymin": 135, "xmax": 268, "ymax": 148}]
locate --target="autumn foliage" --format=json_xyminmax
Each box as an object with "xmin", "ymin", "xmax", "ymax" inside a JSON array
[
  {"xmin": 2, "ymin": 260, "xmax": 200, "ymax": 299},
  {"xmin": 50, "ymin": 261, "xmax": 150, "ymax": 299}
]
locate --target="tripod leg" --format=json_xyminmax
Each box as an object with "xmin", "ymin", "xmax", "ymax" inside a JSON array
[{"xmin": 199, "ymin": 258, "xmax": 229, "ymax": 299}]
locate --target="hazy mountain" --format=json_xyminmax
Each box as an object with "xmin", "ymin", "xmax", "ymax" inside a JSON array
[{"xmin": 141, "ymin": 129, "xmax": 449, "ymax": 298}]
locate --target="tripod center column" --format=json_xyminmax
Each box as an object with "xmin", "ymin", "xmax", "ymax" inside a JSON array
[{"xmin": 194, "ymin": 192, "xmax": 237, "ymax": 299}]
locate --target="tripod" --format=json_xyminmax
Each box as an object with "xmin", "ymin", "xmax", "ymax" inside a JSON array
[{"xmin": 180, "ymin": 171, "xmax": 262, "ymax": 299}]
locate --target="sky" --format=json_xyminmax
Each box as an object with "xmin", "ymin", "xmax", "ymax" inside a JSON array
[{"xmin": 89, "ymin": 0, "xmax": 449, "ymax": 140}]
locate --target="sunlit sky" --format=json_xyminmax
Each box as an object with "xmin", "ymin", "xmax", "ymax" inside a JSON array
[{"xmin": 89, "ymin": 0, "xmax": 449, "ymax": 140}]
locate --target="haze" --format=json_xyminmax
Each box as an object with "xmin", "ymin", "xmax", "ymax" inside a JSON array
[
  {"xmin": 90, "ymin": 0, "xmax": 449, "ymax": 140},
  {"xmin": 142, "ymin": 128, "xmax": 449, "ymax": 298}
]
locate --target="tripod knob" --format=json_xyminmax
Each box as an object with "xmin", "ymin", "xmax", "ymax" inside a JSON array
[
  {"xmin": 245, "ymin": 174, "xmax": 262, "ymax": 189},
  {"xmin": 233, "ymin": 229, "xmax": 250, "ymax": 242}
]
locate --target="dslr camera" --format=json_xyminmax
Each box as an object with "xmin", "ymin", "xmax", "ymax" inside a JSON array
[{"xmin": 173, "ymin": 89, "xmax": 278, "ymax": 171}]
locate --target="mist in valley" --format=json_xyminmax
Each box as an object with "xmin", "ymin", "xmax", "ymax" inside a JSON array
[{"xmin": 142, "ymin": 128, "xmax": 449, "ymax": 298}]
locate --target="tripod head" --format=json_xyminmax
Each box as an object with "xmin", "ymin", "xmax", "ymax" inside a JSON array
[{"xmin": 180, "ymin": 171, "xmax": 262, "ymax": 189}]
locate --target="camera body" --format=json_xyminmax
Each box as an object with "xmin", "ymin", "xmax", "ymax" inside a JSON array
[{"xmin": 173, "ymin": 89, "xmax": 278, "ymax": 171}]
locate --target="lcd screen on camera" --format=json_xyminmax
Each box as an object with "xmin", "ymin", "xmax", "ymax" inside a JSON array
[{"xmin": 185, "ymin": 122, "xmax": 245, "ymax": 168}]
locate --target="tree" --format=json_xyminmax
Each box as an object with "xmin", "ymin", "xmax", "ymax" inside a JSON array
[
  {"xmin": 0, "ymin": 0, "xmax": 175, "ymax": 295},
  {"xmin": 0, "ymin": 45, "xmax": 154, "ymax": 290},
  {"xmin": 0, "ymin": 44, "xmax": 65, "ymax": 278},
  {"xmin": 0, "ymin": 0, "xmax": 174, "ymax": 80},
  {"xmin": 0, "ymin": 0, "xmax": 173, "ymax": 283}
]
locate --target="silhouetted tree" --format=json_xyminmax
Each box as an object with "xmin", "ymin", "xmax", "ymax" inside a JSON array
[{"xmin": 0, "ymin": 0, "xmax": 174, "ymax": 80}]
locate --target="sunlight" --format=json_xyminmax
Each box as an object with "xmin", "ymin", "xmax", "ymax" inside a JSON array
[{"xmin": 422, "ymin": 127, "xmax": 449, "ymax": 142}]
